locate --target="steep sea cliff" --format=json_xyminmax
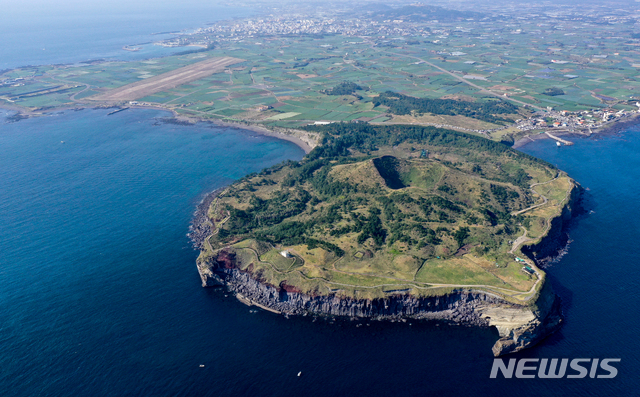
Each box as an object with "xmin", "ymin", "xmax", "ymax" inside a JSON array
[
  {"xmin": 195, "ymin": 182, "xmax": 581, "ymax": 356},
  {"xmin": 3, "ymin": 105, "xmax": 635, "ymax": 395},
  {"xmin": 522, "ymin": 182, "xmax": 584, "ymax": 263}
]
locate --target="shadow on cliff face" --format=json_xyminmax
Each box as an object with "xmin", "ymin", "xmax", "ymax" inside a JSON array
[
  {"xmin": 522, "ymin": 185, "xmax": 592, "ymax": 267},
  {"xmin": 536, "ymin": 273, "xmax": 571, "ymax": 351},
  {"xmin": 544, "ymin": 189, "xmax": 596, "ymax": 321},
  {"xmin": 518, "ymin": 189, "xmax": 598, "ymax": 353},
  {"xmin": 203, "ymin": 284, "xmax": 501, "ymax": 351}
]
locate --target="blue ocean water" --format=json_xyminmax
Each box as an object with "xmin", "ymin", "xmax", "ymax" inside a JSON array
[
  {"xmin": 0, "ymin": 1, "xmax": 251, "ymax": 69},
  {"xmin": 0, "ymin": 109, "xmax": 306, "ymax": 396},
  {"xmin": 1, "ymin": 4, "xmax": 640, "ymax": 396},
  {"xmin": 1, "ymin": 109, "xmax": 639, "ymax": 396}
]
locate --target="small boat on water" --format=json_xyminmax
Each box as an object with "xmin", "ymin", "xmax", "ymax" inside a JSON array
[
  {"xmin": 556, "ymin": 141, "xmax": 562, "ymax": 147},
  {"xmin": 297, "ymin": 371, "xmax": 302, "ymax": 377}
]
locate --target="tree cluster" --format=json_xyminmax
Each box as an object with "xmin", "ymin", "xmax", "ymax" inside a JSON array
[
  {"xmin": 323, "ymin": 81, "xmax": 364, "ymax": 96},
  {"xmin": 542, "ymin": 87, "xmax": 565, "ymax": 96},
  {"xmin": 372, "ymin": 91, "xmax": 518, "ymax": 124}
]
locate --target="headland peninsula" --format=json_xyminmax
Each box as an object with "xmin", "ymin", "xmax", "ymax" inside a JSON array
[
  {"xmin": 192, "ymin": 122, "xmax": 580, "ymax": 356},
  {"xmin": 2, "ymin": 0, "xmax": 638, "ymax": 355}
]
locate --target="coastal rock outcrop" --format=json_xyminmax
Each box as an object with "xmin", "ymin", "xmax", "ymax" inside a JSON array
[
  {"xmin": 197, "ymin": 251, "xmax": 562, "ymax": 356},
  {"xmin": 484, "ymin": 281, "xmax": 562, "ymax": 356},
  {"xmin": 522, "ymin": 181, "xmax": 583, "ymax": 263},
  {"xmin": 192, "ymin": 156, "xmax": 581, "ymax": 357}
]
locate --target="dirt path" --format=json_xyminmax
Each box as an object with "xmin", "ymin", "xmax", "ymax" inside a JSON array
[
  {"xmin": 510, "ymin": 226, "xmax": 531, "ymax": 254},
  {"xmin": 511, "ymin": 175, "xmax": 559, "ymax": 216},
  {"xmin": 509, "ymin": 174, "xmax": 574, "ymax": 267},
  {"xmin": 204, "ymin": 197, "xmax": 230, "ymax": 253}
]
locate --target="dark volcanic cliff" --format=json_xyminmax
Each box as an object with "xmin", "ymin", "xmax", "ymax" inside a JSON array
[
  {"xmin": 194, "ymin": 173, "xmax": 580, "ymax": 357},
  {"xmin": 197, "ymin": 249, "xmax": 563, "ymax": 356},
  {"xmin": 522, "ymin": 181, "xmax": 583, "ymax": 263}
]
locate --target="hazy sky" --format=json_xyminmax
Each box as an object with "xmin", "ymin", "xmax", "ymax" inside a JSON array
[
  {"xmin": 4, "ymin": 0, "xmax": 638, "ymax": 9},
  {"xmin": 2, "ymin": 0, "xmax": 637, "ymax": 20}
]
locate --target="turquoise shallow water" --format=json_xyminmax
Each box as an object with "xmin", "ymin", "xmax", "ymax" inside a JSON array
[{"xmin": 1, "ymin": 108, "xmax": 639, "ymax": 396}]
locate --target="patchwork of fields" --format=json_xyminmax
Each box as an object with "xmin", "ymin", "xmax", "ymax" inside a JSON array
[
  {"xmin": 89, "ymin": 57, "xmax": 244, "ymax": 101},
  {"xmin": 1, "ymin": 16, "xmax": 639, "ymax": 136}
]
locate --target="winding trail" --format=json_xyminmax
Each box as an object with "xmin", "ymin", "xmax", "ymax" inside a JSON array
[
  {"xmin": 511, "ymin": 174, "xmax": 559, "ymax": 216},
  {"xmin": 204, "ymin": 196, "xmax": 230, "ymax": 254},
  {"xmin": 203, "ymin": 161, "xmax": 575, "ymax": 306},
  {"xmin": 510, "ymin": 226, "xmax": 531, "ymax": 254},
  {"xmin": 205, "ymin": 173, "xmax": 566, "ymax": 303},
  {"xmin": 509, "ymin": 174, "xmax": 574, "ymax": 260},
  {"xmin": 509, "ymin": 176, "xmax": 559, "ymax": 253},
  {"xmin": 229, "ymin": 244, "xmax": 542, "ymax": 302}
]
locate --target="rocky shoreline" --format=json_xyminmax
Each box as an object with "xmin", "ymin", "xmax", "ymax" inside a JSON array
[
  {"xmin": 167, "ymin": 115, "xmax": 319, "ymax": 154},
  {"xmin": 192, "ymin": 168, "xmax": 582, "ymax": 357},
  {"xmin": 197, "ymin": 253, "xmax": 564, "ymax": 356},
  {"xmin": 188, "ymin": 187, "xmax": 225, "ymax": 250},
  {"xmin": 591, "ymin": 113, "xmax": 640, "ymax": 136},
  {"xmin": 522, "ymin": 180, "xmax": 584, "ymax": 265},
  {"xmin": 0, "ymin": 104, "xmax": 319, "ymax": 154},
  {"xmin": 513, "ymin": 113, "xmax": 640, "ymax": 149}
]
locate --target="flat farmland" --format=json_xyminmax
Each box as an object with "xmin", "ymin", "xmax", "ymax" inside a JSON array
[
  {"xmin": 5, "ymin": 15, "xmax": 640, "ymax": 134},
  {"xmin": 90, "ymin": 57, "xmax": 244, "ymax": 102}
]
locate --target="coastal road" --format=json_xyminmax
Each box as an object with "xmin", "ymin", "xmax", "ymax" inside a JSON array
[
  {"xmin": 223, "ymin": 243, "xmax": 541, "ymax": 302},
  {"xmin": 510, "ymin": 174, "xmax": 574, "ymax": 260},
  {"xmin": 509, "ymin": 175, "xmax": 559, "ymax": 255},
  {"xmin": 509, "ymin": 226, "xmax": 531, "ymax": 254}
]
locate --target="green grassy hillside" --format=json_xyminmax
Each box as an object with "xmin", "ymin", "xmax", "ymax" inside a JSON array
[{"xmin": 200, "ymin": 123, "xmax": 574, "ymax": 301}]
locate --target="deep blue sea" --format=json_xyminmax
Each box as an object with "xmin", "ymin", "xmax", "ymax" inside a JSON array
[
  {"xmin": 1, "ymin": 4, "xmax": 640, "ymax": 396},
  {"xmin": 1, "ymin": 111, "xmax": 639, "ymax": 396},
  {"xmin": 0, "ymin": 1, "xmax": 252, "ymax": 69}
]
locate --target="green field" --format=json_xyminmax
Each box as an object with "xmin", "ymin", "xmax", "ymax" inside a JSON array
[
  {"xmin": 198, "ymin": 123, "xmax": 574, "ymax": 301},
  {"xmin": 3, "ymin": 16, "xmax": 638, "ymax": 134}
]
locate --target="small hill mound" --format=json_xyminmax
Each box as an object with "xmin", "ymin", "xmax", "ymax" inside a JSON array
[{"xmin": 200, "ymin": 123, "xmax": 572, "ymax": 300}]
